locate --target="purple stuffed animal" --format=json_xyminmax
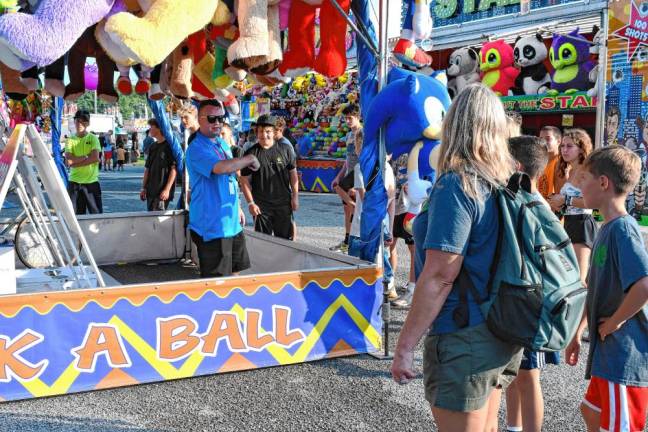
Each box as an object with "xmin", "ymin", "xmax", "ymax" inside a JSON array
[{"xmin": 548, "ymin": 28, "xmax": 595, "ymax": 94}]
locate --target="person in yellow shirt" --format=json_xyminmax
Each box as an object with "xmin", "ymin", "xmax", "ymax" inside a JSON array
[
  {"xmin": 537, "ymin": 125, "xmax": 562, "ymax": 199},
  {"xmin": 65, "ymin": 110, "xmax": 102, "ymax": 214}
]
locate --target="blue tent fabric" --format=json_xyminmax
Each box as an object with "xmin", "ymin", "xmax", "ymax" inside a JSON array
[
  {"xmin": 50, "ymin": 96, "xmax": 67, "ymax": 185},
  {"xmin": 147, "ymin": 98, "xmax": 184, "ymax": 172},
  {"xmin": 352, "ymin": 0, "xmax": 386, "ymax": 262}
]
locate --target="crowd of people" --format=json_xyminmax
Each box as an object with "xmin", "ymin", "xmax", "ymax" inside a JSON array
[{"xmin": 61, "ymin": 85, "xmax": 646, "ymax": 432}]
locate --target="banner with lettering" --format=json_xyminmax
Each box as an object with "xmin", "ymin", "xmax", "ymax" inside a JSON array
[
  {"xmin": 0, "ymin": 268, "xmax": 382, "ymax": 401},
  {"xmin": 431, "ymin": 0, "xmax": 582, "ymax": 27},
  {"xmin": 500, "ymin": 92, "xmax": 597, "ymax": 113}
]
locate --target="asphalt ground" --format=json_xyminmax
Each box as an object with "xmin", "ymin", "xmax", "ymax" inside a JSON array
[{"xmin": 0, "ymin": 165, "xmax": 597, "ymax": 431}]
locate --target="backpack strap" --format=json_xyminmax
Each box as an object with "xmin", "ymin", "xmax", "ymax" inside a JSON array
[{"xmin": 452, "ymin": 187, "xmax": 504, "ymax": 328}]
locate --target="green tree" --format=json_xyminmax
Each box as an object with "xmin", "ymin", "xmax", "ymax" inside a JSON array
[{"xmin": 74, "ymin": 91, "xmax": 111, "ymax": 114}]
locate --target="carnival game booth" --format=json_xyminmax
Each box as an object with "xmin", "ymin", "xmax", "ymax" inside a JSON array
[
  {"xmin": 265, "ymin": 71, "xmax": 358, "ymax": 193},
  {"xmin": 0, "ymin": 122, "xmax": 382, "ymax": 402}
]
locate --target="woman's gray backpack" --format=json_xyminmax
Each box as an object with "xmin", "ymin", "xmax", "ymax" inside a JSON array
[{"xmin": 454, "ymin": 173, "xmax": 587, "ymax": 351}]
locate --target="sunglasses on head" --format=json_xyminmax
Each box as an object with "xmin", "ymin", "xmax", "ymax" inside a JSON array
[{"xmin": 202, "ymin": 115, "xmax": 224, "ymax": 124}]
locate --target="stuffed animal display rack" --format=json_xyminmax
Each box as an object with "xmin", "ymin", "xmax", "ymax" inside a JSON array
[{"xmin": 0, "ymin": 0, "xmax": 356, "ymax": 106}]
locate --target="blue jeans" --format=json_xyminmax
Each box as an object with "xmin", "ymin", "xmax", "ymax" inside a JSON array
[{"xmin": 348, "ymin": 235, "xmax": 393, "ymax": 283}]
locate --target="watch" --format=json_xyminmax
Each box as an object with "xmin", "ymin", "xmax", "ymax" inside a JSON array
[{"xmin": 564, "ymin": 195, "xmax": 573, "ymax": 207}]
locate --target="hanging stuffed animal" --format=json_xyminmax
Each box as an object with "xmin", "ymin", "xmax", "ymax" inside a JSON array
[
  {"xmin": 479, "ymin": 39, "xmax": 519, "ymax": 96},
  {"xmin": 168, "ymin": 41, "xmax": 193, "ymax": 99},
  {"xmin": 0, "ymin": 62, "xmax": 29, "ymax": 101},
  {"xmin": 587, "ymin": 26, "xmax": 602, "ymax": 98},
  {"xmin": 548, "ymin": 28, "xmax": 594, "ymax": 94},
  {"xmin": 103, "ymin": 0, "xmax": 218, "ymax": 68},
  {"xmin": 65, "ymin": 24, "xmax": 118, "ymax": 102},
  {"xmin": 0, "ymin": 0, "xmax": 114, "ymax": 71},
  {"xmin": 279, "ymin": 0, "xmax": 351, "ymax": 78},
  {"xmin": 361, "ymin": 68, "xmax": 451, "ymax": 204},
  {"xmin": 512, "ymin": 33, "xmax": 551, "ymax": 95},
  {"xmin": 227, "ymin": 0, "xmax": 282, "ymax": 74},
  {"xmin": 446, "ymin": 47, "xmax": 479, "ymax": 99},
  {"xmin": 392, "ymin": 0, "xmax": 432, "ymax": 68}
]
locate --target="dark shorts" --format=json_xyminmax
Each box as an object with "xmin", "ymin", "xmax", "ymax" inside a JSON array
[
  {"xmin": 67, "ymin": 181, "xmax": 103, "ymax": 215},
  {"xmin": 423, "ymin": 323, "xmax": 522, "ymax": 412},
  {"xmin": 117, "ymin": 160, "xmax": 124, "ymax": 166},
  {"xmin": 338, "ymin": 170, "xmax": 354, "ymax": 192},
  {"xmin": 190, "ymin": 230, "xmax": 251, "ymax": 278},
  {"xmin": 519, "ymin": 349, "xmax": 560, "ymax": 370},
  {"xmin": 564, "ymin": 214, "xmax": 598, "ymax": 249},
  {"xmin": 254, "ymin": 205, "xmax": 294, "ymax": 240},
  {"xmin": 147, "ymin": 196, "xmax": 170, "ymax": 211},
  {"xmin": 393, "ymin": 213, "xmax": 414, "ymax": 245}
]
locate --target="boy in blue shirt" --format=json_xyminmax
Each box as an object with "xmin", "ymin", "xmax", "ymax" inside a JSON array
[{"xmin": 566, "ymin": 146, "xmax": 648, "ymax": 432}]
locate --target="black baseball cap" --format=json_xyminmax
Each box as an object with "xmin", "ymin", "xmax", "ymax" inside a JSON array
[
  {"xmin": 74, "ymin": 110, "xmax": 91, "ymax": 123},
  {"xmin": 255, "ymin": 114, "xmax": 277, "ymax": 127}
]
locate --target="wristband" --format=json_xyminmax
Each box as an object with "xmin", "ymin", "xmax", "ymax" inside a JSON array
[{"xmin": 248, "ymin": 201, "xmax": 255, "ymax": 206}]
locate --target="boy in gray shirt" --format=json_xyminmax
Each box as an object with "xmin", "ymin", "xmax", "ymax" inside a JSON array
[{"xmin": 566, "ymin": 146, "xmax": 648, "ymax": 432}]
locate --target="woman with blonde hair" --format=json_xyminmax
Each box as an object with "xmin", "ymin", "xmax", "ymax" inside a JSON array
[
  {"xmin": 548, "ymin": 128, "xmax": 597, "ymax": 282},
  {"xmin": 391, "ymin": 84, "xmax": 522, "ymax": 432}
]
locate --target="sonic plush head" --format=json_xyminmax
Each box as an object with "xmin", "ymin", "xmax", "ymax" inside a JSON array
[{"xmin": 357, "ymin": 67, "xmax": 451, "ymax": 261}]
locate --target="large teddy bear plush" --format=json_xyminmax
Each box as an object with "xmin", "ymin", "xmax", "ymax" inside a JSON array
[
  {"xmin": 279, "ymin": 0, "xmax": 351, "ymax": 78},
  {"xmin": 0, "ymin": 0, "xmax": 114, "ymax": 71},
  {"xmin": 101, "ymin": 0, "xmax": 218, "ymax": 68}
]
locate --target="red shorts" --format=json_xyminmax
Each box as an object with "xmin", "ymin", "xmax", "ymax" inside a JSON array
[{"xmin": 583, "ymin": 376, "xmax": 648, "ymax": 432}]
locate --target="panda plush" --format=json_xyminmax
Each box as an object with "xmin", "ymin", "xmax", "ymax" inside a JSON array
[
  {"xmin": 513, "ymin": 33, "xmax": 551, "ymax": 95},
  {"xmin": 446, "ymin": 47, "xmax": 480, "ymax": 99}
]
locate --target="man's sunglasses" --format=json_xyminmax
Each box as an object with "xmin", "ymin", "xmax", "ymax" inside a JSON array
[{"xmin": 201, "ymin": 115, "xmax": 224, "ymax": 124}]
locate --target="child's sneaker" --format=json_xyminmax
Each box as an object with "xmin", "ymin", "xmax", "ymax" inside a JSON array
[
  {"xmin": 386, "ymin": 279, "xmax": 398, "ymax": 300},
  {"xmin": 393, "ymin": 38, "xmax": 432, "ymax": 69},
  {"xmin": 391, "ymin": 282, "xmax": 415, "ymax": 309},
  {"xmin": 329, "ymin": 241, "xmax": 348, "ymax": 253}
]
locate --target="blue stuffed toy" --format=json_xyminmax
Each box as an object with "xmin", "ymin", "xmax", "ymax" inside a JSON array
[
  {"xmin": 361, "ymin": 67, "xmax": 451, "ymax": 203},
  {"xmin": 358, "ymin": 67, "xmax": 450, "ymax": 261}
]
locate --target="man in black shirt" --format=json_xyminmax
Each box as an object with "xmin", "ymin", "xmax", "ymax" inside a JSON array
[
  {"xmin": 241, "ymin": 115, "xmax": 299, "ymax": 240},
  {"xmin": 140, "ymin": 118, "xmax": 177, "ymax": 211}
]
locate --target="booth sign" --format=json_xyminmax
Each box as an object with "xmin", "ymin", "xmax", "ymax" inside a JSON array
[
  {"xmin": 0, "ymin": 268, "xmax": 382, "ymax": 401},
  {"xmin": 501, "ymin": 92, "xmax": 597, "ymax": 113}
]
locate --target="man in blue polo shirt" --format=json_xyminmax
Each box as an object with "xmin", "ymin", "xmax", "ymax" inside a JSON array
[{"xmin": 186, "ymin": 100, "xmax": 260, "ymax": 277}]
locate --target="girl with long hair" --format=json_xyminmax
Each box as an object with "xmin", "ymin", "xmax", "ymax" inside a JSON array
[{"xmin": 548, "ymin": 128, "xmax": 597, "ymax": 282}]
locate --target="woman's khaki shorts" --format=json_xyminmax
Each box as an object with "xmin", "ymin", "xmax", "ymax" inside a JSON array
[{"xmin": 423, "ymin": 323, "xmax": 523, "ymax": 412}]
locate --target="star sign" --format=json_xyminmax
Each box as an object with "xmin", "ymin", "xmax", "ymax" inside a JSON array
[{"xmin": 613, "ymin": 0, "xmax": 648, "ymax": 61}]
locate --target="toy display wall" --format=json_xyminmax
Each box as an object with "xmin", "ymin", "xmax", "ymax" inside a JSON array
[
  {"xmin": 264, "ymin": 71, "xmax": 358, "ymax": 192},
  {"xmin": 432, "ymin": 28, "xmax": 599, "ymax": 138}
]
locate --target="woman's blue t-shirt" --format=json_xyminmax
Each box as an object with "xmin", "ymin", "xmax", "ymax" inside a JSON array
[{"xmin": 414, "ymin": 172, "xmax": 499, "ymax": 335}]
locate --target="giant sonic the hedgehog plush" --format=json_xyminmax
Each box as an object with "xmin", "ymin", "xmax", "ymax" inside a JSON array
[{"xmin": 479, "ymin": 39, "xmax": 520, "ymax": 96}]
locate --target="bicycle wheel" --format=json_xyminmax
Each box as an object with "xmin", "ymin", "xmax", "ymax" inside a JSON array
[{"xmin": 14, "ymin": 215, "xmax": 82, "ymax": 269}]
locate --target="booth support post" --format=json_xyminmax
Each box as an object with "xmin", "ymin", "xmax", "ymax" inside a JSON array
[
  {"xmin": 594, "ymin": 8, "xmax": 608, "ymax": 148},
  {"xmin": 373, "ymin": 0, "xmax": 393, "ymax": 360}
]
